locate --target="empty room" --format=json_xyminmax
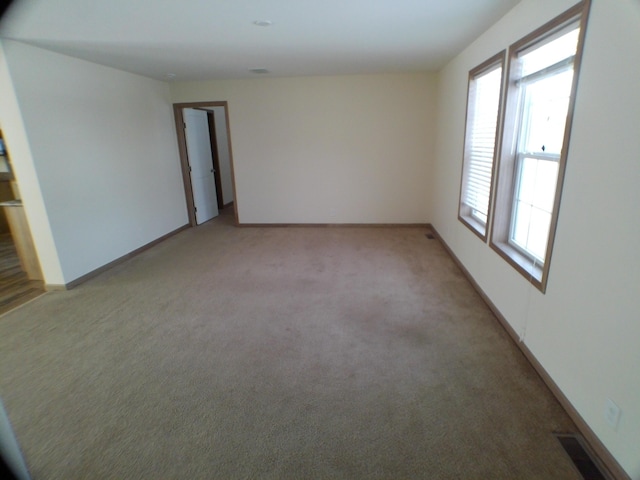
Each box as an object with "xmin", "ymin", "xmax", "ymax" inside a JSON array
[{"xmin": 0, "ymin": 0, "xmax": 638, "ymax": 479}]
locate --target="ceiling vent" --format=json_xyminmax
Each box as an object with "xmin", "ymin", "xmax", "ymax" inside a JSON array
[{"xmin": 249, "ymin": 68, "xmax": 270, "ymax": 74}]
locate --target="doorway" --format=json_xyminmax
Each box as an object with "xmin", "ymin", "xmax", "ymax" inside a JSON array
[
  {"xmin": 173, "ymin": 102, "xmax": 238, "ymax": 226},
  {"xmin": 0, "ymin": 129, "xmax": 44, "ymax": 314}
]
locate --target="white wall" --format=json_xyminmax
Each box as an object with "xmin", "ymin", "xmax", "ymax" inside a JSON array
[
  {"xmin": 171, "ymin": 73, "xmax": 436, "ymax": 224},
  {"xmin": 211, "ymin": 106, "xmax": 234, "ymax": 205},
  {"xmin": 0, "ymin": 40, "xmax": 188, "ymax": 285},
  {"xmin": 432, "ymin": 0, "xmax": 640, "ymax": 477}
]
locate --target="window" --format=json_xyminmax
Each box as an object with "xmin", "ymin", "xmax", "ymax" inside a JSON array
[
  {"xmin": 489, "ymin": 1, "xmax": 590, "ymax": 292},
  {"xmin": 458, "ymin": 52, "xmax": 505, "ymax": 239}
]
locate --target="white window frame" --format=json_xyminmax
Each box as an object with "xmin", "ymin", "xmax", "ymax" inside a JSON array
[
  {"xmin": 489, "ymin": 1, "xmax": 591, "ymax": 292},
  {"xmin": 509, "ymin": 152, "xmax": 561, "ymax": 264},
  {"xmin": 508, "ymin": 58, "xmax": 574, "ymax": 264}
]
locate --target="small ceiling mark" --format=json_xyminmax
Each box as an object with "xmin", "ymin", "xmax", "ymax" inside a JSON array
[
  {"xmin": 253, "ymin": 20, "xmax": 273, "ymax": 27},
  {"xmin": 249, "ymin": 68, "xmax": 270, "ymax": 74}
]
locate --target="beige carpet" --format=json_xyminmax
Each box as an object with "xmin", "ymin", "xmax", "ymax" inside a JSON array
[{"xmin": 0, "ymin": 214, "xmax": 580, "ymax": 479}]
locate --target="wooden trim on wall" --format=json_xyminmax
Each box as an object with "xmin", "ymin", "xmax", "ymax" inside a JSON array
[
  {"xmin": 538, "ymin": 0, "xmax": 592, "ymax": 292},
  {"xmin": 222, "ymin": 104, "xmax": 240, "ymax": 226},
  {"xmin": 430, "ymin": 226, "xmax": 630, "ymax": 480},
  {"xmin": 237, "ymin": 223, "xmax": 431, "ymax": 228},
  {"xmin": 46, "ymin": 224, "xmax": 190, "ymax": 291},
  {"xmin": 172, "ymin": 105, "xmax": 197, "ymax": 227}
]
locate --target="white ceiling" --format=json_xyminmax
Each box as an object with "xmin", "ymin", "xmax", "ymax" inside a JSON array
[{"xmin": 0, "ymin": 0, "xmax": 520, "ymax": 81}]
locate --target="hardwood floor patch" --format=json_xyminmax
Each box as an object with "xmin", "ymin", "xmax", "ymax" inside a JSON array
[{"xmin": 0, "ymin": 233, "xmax": 44, "ymax": 315}]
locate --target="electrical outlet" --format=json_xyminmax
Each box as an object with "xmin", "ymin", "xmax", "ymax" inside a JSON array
[{"xmin": 604, "ymin": 398, "xmax": 621, "ymax": 430}]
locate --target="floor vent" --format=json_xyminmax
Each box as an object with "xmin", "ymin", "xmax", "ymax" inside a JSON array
[
  {"xmin": 425, "ymin": 233, "xmax": 435, "ymax": 240},
  {"xmin": 555, "ymin": 433, "xmax": 610, "ymax": 480}
]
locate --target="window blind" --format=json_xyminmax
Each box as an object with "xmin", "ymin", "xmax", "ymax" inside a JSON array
[{"xmin": 461, "ymin": 65, "xmax": 502, "ymax": 223}]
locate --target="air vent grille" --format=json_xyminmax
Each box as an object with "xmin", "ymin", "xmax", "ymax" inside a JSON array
[{"xmin": 554, "ymin": 433, "xmax": 610, "ymax": 480}]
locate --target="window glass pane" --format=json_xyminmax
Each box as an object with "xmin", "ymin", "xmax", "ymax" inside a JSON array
[
  {"xmin": 532, "ymin": 159, "xmax": 558, "ymax": 212},
  {"xmin": 512, "ymin": 201, "xmax": 531, "ymax": 248},
  {"xmin": 516, "ymin": 156, "xmax": 537, "ymax": 204},
  {"xmin": 520, "ymin": 27, "xmax": 579, "ymax": 76},
  {"xmin": 527, "ymin": 208, "xmax": 552, "ymax": 261},
  {"xmin": 512, "ymin": 156, "xmax": 558, "ymax": 258},
  {"xmin": 512, "ymin": 203, "xmax": 552, "ymax": 263},
  {"xmin": 508, "ymin": 20, "xmax": 580, "ymax": 265},
  {"xmin": 522, "ymin": 69, "xmax": 573, "ymax": 154}
]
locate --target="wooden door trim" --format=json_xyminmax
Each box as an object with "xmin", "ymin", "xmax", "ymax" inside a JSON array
[
  {"xmin": 173, "ymin": 105, "xmax": 196, "ymax": 226},
  {"xmin": 173, "ymin": 101, "xmax": 239, "ymax": 226}
]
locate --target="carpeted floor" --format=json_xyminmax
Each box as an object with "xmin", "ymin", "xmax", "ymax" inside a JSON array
[{"xmin": 0, "ymin": 212, "xmax": 581, "ymax": 479}]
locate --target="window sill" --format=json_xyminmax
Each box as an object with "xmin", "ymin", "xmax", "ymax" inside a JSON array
[
  {"xmin": 489, "ymin": 240, "xmax": 546, "ymax": 292},
  {"xmin": 458, "ymin": 214, "xmax": 487, "ymax": 241}
]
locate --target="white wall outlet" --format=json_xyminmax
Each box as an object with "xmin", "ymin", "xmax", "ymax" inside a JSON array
[{"xmin": 604, "ymin": 398, "xmax": 621, "ymax": 430}]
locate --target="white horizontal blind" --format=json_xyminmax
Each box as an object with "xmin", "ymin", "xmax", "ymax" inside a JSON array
[{"xmin": 461, "ymin": 65, "xmax": 502, "ymax": 224}]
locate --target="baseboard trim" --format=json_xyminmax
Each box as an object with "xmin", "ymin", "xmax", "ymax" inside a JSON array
[
  {"xmin": 429, "ymin": 226, "xmax": 630, "ymax": 480},
  {"xmin": 46, "ymin": 224, "xmax": 190, "ymax": 291},
  {"xmin": 237, "ymin": 223, "xmax": 431, "ymax": 228}
]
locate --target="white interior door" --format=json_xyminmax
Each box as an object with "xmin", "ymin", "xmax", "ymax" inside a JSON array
[{"xmin": 184, "ymin": 108, "xmax": 219, "ymax": 224}]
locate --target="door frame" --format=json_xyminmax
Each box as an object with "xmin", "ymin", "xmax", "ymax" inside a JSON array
[{"xmin": 173, "ymin": 101, "xmax": 239, "ymax": 226}]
